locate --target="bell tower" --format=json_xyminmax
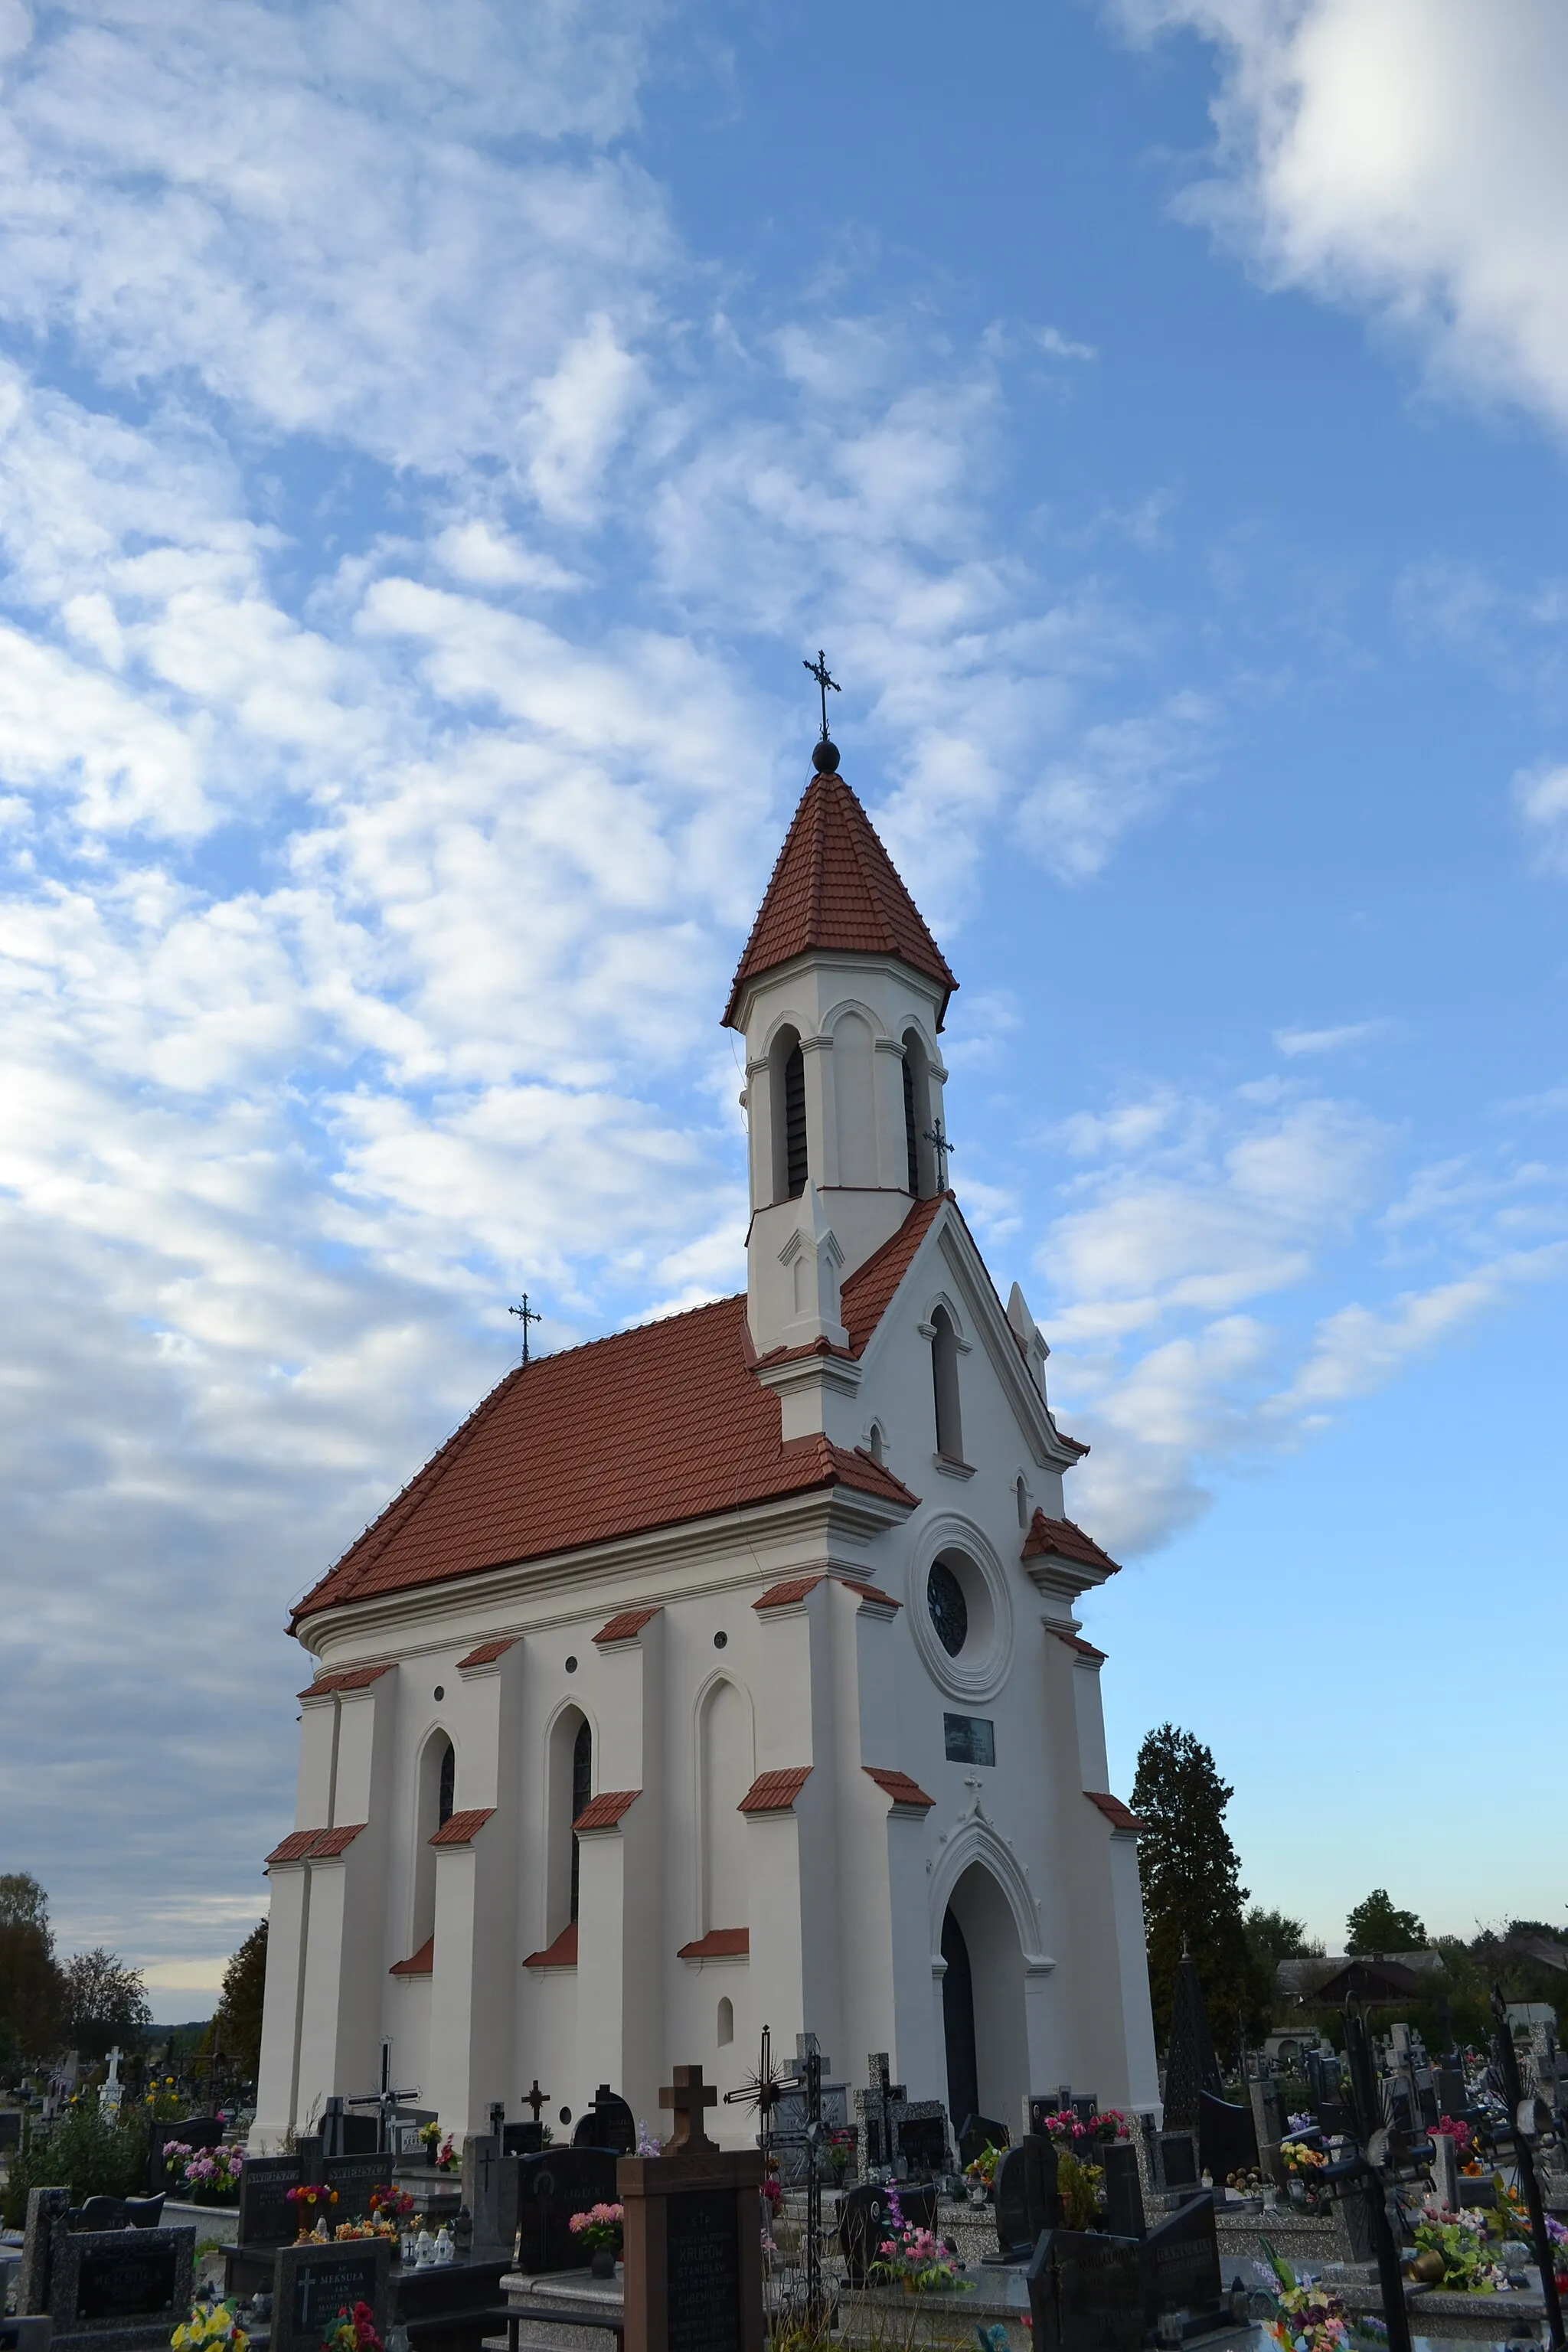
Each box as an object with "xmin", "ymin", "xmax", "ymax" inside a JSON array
[{"xmin": 723, "ymin": 737, "xmax": 958, "ymax": 1361}]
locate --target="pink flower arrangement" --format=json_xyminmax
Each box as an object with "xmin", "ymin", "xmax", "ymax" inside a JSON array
[
  {"xmin": 1037, "ymin": 2108, "xmax": 1129, "ymax": 2147},
  {"xmin": 568, "ymin": 2203, "xmax": 625, "ymax": 2253},
  {"xmin": 167, "ymin": 2144, "xmax": 244, "ymax": 2199},
  {"xmin": 760, "ymin": 2177, "xmax": 783, "ymax": 2210}
]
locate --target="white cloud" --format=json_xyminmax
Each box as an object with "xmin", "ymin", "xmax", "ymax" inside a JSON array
[
  {"xmin": 1273, "ymin": 1018, "xmax": 1396, "ymax": 1057},
  {"xmin": 1109, "ymin": 0, "xmax": 1568, "ymax": 438},
  {"xmin": 1514, "ymin": 761, "xmax": 1568, "ymax": 873}
]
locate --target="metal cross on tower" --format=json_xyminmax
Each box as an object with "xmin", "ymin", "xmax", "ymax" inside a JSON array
[
  {"xmin": 923, "ymin": 1119, "xmax": 954, "ymax": 1188},
  {"xmin": 803, "ymin": 648, "xmax": 841, "ymax": 742},
  {"xmin": 508, "ymin": 1292, "xmax": 542, "ymax": 1365}
]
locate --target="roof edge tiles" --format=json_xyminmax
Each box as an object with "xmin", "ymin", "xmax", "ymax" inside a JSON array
[
  {"xmin": 842, "ymin": 1578, "xmax": 901, "ymax": 1611},
  {"xmin": 264, "ymin": 1828, "xmax": 325, "ymax": 1867},
  {"xmin": 675, "ymin": 1928, "xmax": 750, "ymax": 1961},
  {"xmin": 298, "ymin": 1661, "xmax": 395, "ymax": 1700},
  {"xmin": 1021, "ymin": 1511, "xmax": 1122, "ymax": 1576},
  {"xmin": 309, "ymin": 1823, "xmax": 368, "ymax": 1859},
  {"xmin": 389, "ymin": 1936, "xmax": 434, "ymax": 1977},
  {"xmin": 839, "ymin": 1192, "xmax": 948, "ymax": 1355},
  {"xmin": 430, "ymin": 1806, "xmax": 495, "ymax": 1847},
  {"xmin": 572, "ymin": 1790, "xmax": 641, "ymax": 1834},
  {"xmin": 523, "ymin": 1922, "xmax": 579, "ymax": 1970},
  {"xmin": 593, "ymin": 1606, "xmax": 662, "ymax": 1646},
  {"xmin": 456, "ymin": 1636, "xmax": 516, "ymax": 1670},
  {"xmin": 738, "ymin": 1767, "xmax": 812, "ymax": 1814},
  {"xmin": 1085, "ymin": 1791, "xmax": 1142, "ymax": 1834},
  {"xmin": 1052, "ymin": 1629, "xmax": 1108, "ymax": 1664},
  {"xmin": 754, "ymin": 1573, "xmax": 901, "ymax": 1614},
  {"xmin": 864, "ymin": 1768, "xmax": 936, "ymax": 1811}
]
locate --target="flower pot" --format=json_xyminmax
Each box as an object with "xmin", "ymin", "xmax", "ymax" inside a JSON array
[{"xmin": 590, "ymin": 2246, "xmax": 617, "ymax": 2280}]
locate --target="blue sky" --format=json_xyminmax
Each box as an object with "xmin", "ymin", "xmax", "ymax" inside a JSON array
[{"xmin": 2, "ymin": 0, "xmax": 1565, "ymax": 2022}]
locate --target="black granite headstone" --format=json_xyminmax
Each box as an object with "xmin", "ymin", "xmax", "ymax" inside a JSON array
[
  {"xmin": 514, "ymin": 2148, "xmax": 620, "ymax": 2274},
  {"xmin": 995, "ymin": 2135, "xmax": 1060, "ymax": 2262},
  {"xmin": 502, "ymin": 2122, "xmax": 546, "ymax": 2156},
  {"xmin": 272, "ymin": 2237, "xmax": 390, "ymax": 2352},
  {"xmin": 1197, "ymin": 2090, "xmax": 1257, "ymax": 2181},
  {"xmin": 1027, "ymin": 2229, "xmax": 1144, "ymax": 2352},
  {"xmin": 573, "ymin": 2086, "xmax": 635, "ymax": 2155},
  {"xmin": 1158, "ymin": 2132, "xmax": 1199, "ymax": 2190},
  {"xmin": 237, "ymin": 2154, "xmax": 304, "ymax": 2249},
  {"xmin": 894, "ymin": 2112, "xmax": 948, "ymax": 2179},
  {"xmin": 958, "ymin": 2115, "xmax": 1010, "ymax": 2171},
  {"xmin": 322, "ymin": 2152, "xmax": 388, "ymax": 2222},
  {"xmin": 1140, "ymin": 2190, "xmax": 1226, "ymax": 2337},
  {"xmin": 836, "ymin": 2181, "xmax": 938, "ymax": 2285},
  {"xmin": 1102, "ymin": 2141, "xmax": 1146, "ymax": 2242},
  {"xmin": 665, "ymin": 2186, "xmax": 741, "ymax": 2352}
]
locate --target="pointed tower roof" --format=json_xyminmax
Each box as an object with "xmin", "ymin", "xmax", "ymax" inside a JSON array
[{"xmin": 722, "ymin": 760, "xmax": 958, "ymax": 1029}]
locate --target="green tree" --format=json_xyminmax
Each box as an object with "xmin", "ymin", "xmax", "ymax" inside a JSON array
[
  {"xmin": 60, "ymin": 1948, "xmax": 151, "ymax": 2063},
  {"xmin": 1344, "ymin": 1890, "xmax": 1428, "ymax": 1955},
  {"xmin": 0, "ymin": 1872, "xmax": 64, "ymax": 2069},
  {"xmin": 211, "ymin": 1919, "xmax": 267, "ymax": 2083},
  {"xmin": 1132, "ymin": 1723, "xmax": 1272, "ymax": 2059}
]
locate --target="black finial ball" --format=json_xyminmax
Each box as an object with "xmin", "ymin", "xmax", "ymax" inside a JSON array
[{"xmin": 812, "ymin": 738, "xmax": 841, "ymax": 774}]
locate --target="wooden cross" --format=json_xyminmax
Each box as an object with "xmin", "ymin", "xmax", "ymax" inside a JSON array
[
  {"xmin": 660, "ymin": 2062, "xmax": 718, "ymax": 2154},
  {"xmin": 508, "ymin": 1292, "xmax": 542, "ymax": 1366},
  {"xmin": 803, "ymin": 648, "xmax": 841, "ymax": 742},
  {"xmin": 523, "ymin": 2078, "xmax": 549, "ymax": 2124}
]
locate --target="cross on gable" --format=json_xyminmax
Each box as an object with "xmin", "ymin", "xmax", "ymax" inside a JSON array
[{"xmin": 660, "ymin": 2062, "xmax": 718, "ymax": 2154}]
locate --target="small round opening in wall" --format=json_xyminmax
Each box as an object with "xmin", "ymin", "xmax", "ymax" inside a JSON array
[
  {"xmin": 927, "ymin": 1560, "xmax": 968, "ymax": 1657},
  {"xmin": 559, "ymin": 2107, "xmax": 572, "ymax": 2125},
  {"xmin": 565, "ymin": 1655, "xmax": 578, "ymax": 1674},
  {"xmin": 714, "ymin": 1631, "xmax": 728, "ymax": 1649},
  {"xmin": 433, "ymin": 1685, "xmax": 444, "ymax": 1701}
]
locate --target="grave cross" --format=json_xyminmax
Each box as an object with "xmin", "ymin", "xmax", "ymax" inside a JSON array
[
  {"xmin": 803, "ymin": 648, "xmax": 841, "ymax": 743},
  {"xmin": 923, "ymin": 1119, "xmax": 955, "ymax": 1188},
  {"xmin": 345, "ymin": 2037, "xmax": 419, "ymax": 2154},
  {"xmin": 508, "ymin": 1292, "xmax": 542, "ymax": 1367},
  {"xmin": 660, "ymin": 2063, "xmax": 718, "ymax": 2155},
  {"xmin": 523, "ymin": 2078, "xmax": 550, "ymax": 2125}
]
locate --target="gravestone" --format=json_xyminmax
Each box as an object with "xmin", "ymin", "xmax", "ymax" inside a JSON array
[
  {"xmin": 619, "ymin": 2062, "xmax": 764, "ymax": 2352},
  {"xmin": 1140, "ymin": 2190, "xmax": 1227, "ymax": 2339},
  {"xmin": 0, "ymin": 2109, "xmax": 21, "ymax": 2151},
  {"xmin": 1249, "ymin": 2076, "xmax": 1285, "ymax": 2184},
  {"xmin": 893, "ymin": 2110, "xmax": 948, "ymax": 2179},
  {"xmin": 1436, "ymin": 2065, "xmax": 1466, "ymax": 2117},
  {"xmin": 237, "ymin": 2153, "xmax": 304, "ymax": 2249},
  {"xmin": 837, "ymin": 2181, "xmax": 939, "ymax": 2286},
  {"xmin": 501, "ymin": 2122, "xmax": 546, "ymax": 2156},
  {"xmin": 854, "ymin": 2055, "xmax": 903, "ymax": 2174},
  {"xmin": 174, "ymin": 2116, "xmax": 226, "ymax": 2152},
  {"xmin": 1429, "ymin": 2129, "xmax": 1459, "ymax": 2210},
  {"xmin": 19, "ymin": 2190, "xmax": 69, "ymax": 2319},
  {"xmin": 1162, "ymin": 1953, "xmax": 1222, "ymax": 2130},
  {"xmin": 1197, "ymin": 2090, "xmax": 1257, "ymax": 2182},
  {"xmin": 272, "ymin": 2236, "xmax": 390, "ymax": 2352},
  {"xmin": 1158, "ymin": 2132, "xmax": 1200, "ymax": 2191},
  {"xmin": 958, "ymin": 2115, "xmax": 1011, "ymax": 2171},
  {"xmin": 44, "ymin": 2223, "xmax": 193, "ymax": 2348},
  {"xmin": 514, "ymin": 2147, "xmax": 620, "ymax": 2274},
  {"xmin": 322, "ymin": 2151, "xmax": 388, "ymax": 2222},
  {"xmin": 993, "ymin": 2135, "xmax": 1060, "ymax": 2263},
  {"xmin": 573, "ymin": 2085, "xmax": 636, "ymax": 2154},
  {"xmin": 463, "ymin": 2135, "xmax": 522, "ymax": 2256},
  {"xmin": 1027, "ymin": 2229, "xmax": 1144, "ymax": 2352},
  {"xmin": 1102, "ymin": 2142, "xmax": 1146, "ymax": 2242}
]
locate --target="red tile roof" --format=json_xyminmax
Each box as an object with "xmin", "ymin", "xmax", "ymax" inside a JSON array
[
  {"xmin": 573, "ymin": 1790, "xmax": 640, "ymax": 1832},
  {"xmin": 456, "ymin": 1636, "xmax": 516, "ymax": 1669},
  {"xmin": 738, "ymin": 1767, "xmax": 812, "ymax": 1813},
  {"xmin": 722, "ymin": 771, "xmax": 958, "ymax": 1029},
  {"xmin": 523, "ymin": 1922, "xmax": 578, "ymax": 1969},
  {"xmin": 1085, "ymin": 1792, "xmax": 1142, "ymax": 1833},
  {"xmin": 430, "ymin": 1807, "xmax": 495, "ymax": 1847},
  {"xmin": 676, "ymin": 1929, "xmax": 750, "ymax": 1960},
  {"xmin": 593, "ymin": 1606, "xmax": 661, "ymax": 1646},
  {"xmin": 842, "ymin": 1578, "xmax": 900, "ymax": 1611},
  {"xmin": 864, "ymin": 1768, "xmax": 936, "ymax": 1811},
  {"xmin": 389, "ymin": 1936, "xmax": 434, "ymax": 1977},
  {"xmin": 298, "ymin": 1661, "xmax": 394, "ymax": 1700},
  {"xmin": 839, "ymin": 1192, "xmax": 948, "ymax": 1353},
  {"xmin": 753, "ymin": 1574, "xmax": 823, "ymax": 1612},
  {"xmin": 292, "ymin": 1295, "xmax": 916, "ymax": 1629},
  {"xmin": 265, "ymin": 1828, "xmax": 323, "ymax": 1866},
  {"xmin": 1052, "ymin": 1629, "xmax": 1108, "ymax": 1663},
  {"xmin": 266, "ymin": 1823, "xmax": 369, "ymax": 1864},
  {"xmin": 1021, "ymin": 1512, "xmax": 1122, "ymax": 1576}
]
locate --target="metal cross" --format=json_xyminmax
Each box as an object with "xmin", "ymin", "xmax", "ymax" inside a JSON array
[
  {"xmin": 508, "ymin": 1292, "xmax": 542, "ymax": 1366},
  {"xmin": 923, "ymin": 1119, "xmax": 954, "ymax": 1188},
  {"xmin": 523, "ymin": 2078, "xmax": 550, "ymax": 2125},
  {"xmin": 803, "ymin": 648, "xmax": 841, "ymax": 742}
]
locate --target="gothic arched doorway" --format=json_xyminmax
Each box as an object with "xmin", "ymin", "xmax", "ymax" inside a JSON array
[{"xmin": 941, "ymin": 1903, "xmax": 979, "ymax": 2134}]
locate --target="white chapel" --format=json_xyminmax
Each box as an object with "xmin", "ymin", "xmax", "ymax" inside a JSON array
[{"xmin": 253, "ymin": 740, "xmax": 1159, "ymax": 2152}]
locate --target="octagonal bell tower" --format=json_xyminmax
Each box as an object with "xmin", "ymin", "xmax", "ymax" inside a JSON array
[{"xmin": 723, "ymin": 739, "xmax": 958, "ymax": 1361}]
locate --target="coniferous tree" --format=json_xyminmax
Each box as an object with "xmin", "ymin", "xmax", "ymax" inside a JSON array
[
  {"xmin": 1132, "ymin": 1723, "xmax": 1271, "ymax": 2060},
  {"xmin": 0, "ymin": 1873, "xmax": 64, "ymax": 2069},
  {"xmin": 212, "ymin": 1919, "xmax": 267, "ymax": 2082}
]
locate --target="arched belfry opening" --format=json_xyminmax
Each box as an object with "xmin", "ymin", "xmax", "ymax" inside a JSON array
[
  {"xmin": 902, "ymin": 1030, "xmax": 931, "ymax": 1195},
  {"xmin": 769, "ymin": 1027, "xmax": 808, "ymax": 1202},
  {"xmin": 941, "ymin": 1862, "xmax": 1030, "ymax": 2127}
]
